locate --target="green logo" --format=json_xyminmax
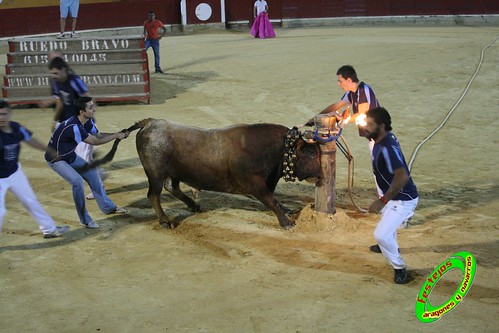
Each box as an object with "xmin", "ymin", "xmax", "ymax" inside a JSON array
[{"xmin": 415, "ymin": 252, "xmax": 476, "ymax": 323}]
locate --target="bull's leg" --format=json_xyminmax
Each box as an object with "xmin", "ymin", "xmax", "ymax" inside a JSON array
[
  {"xmin": 147, "ymin": 177, "xmax": 177, "ymax": 229},
  {"xmin": 276, "ymin": 201, "xmax": 292, "ymax": 215},
  {"xmin": 247, "ymin": 177, "xmax": 295, "ymax": 229},
  {"xmin": 164, "ymin": 178, "xmax": 201, "ymax": 212}
]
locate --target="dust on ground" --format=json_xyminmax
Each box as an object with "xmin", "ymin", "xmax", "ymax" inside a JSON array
[{"xmin": 1, "ymin": 26, "xmax": 498, "ymax": 332}]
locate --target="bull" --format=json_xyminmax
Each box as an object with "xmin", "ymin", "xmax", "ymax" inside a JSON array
[{"xmin": 95, "ymin": 119, "xmax": 322, "ymax": 229}]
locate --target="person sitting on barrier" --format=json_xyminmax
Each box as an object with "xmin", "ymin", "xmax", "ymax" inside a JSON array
[
  {"xmin": 143, "ymin": 11, "xmax": 166, "ymax": 74},
  {"xmin": 45, "ymin": 96, "xmax": 130, "ymax": 229},
  {"xmin": 364, "ymin": 107, "xmax": 419, "ymax": 284},
  {"xmin": 304, "ymin": 65, "xmax": 380, "ymax": 139},
  {"xmin": 0, "ymin": 99, "xmax": 70, "ymax": 239}
]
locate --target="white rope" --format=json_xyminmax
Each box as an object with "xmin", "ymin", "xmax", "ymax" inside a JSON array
[{"xmin": 408, "ymin": 36, "xmax": 498, "ymax": 171}]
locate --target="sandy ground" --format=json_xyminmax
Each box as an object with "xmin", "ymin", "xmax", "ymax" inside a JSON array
[{"xmin": 1, "ymin": 26, "xmax": 498, "ymax": 332}]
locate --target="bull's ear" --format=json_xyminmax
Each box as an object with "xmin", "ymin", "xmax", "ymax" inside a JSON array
[
  {"xmin": 303, "ymin": 144, "xmax": 319, "ymax": 159},
  {"xmin": 310, "ymin": 148, "xmax": 319, "ymax": 159},
  {"xmin": 301, "ymin": 131, "xmax": 316, "ymax": 144}
]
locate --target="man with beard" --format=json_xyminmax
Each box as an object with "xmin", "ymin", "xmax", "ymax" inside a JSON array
[{"xmin": 364, "ymin": 107, "xmax": 418, "ymax": 284}]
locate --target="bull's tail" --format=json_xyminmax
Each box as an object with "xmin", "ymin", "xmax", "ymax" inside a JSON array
[
  {"xmin": 125, "ymin": 118, "xmax": 154, "ymax": 133},
  {"xmin": 80, "ymin": 118, "xmax": 155, "ymax": 171}
]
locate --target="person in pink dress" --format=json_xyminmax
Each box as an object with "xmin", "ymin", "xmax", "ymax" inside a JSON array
[{"xmin": 251, "ymin": 0, "xmax": 276, "ymax": 39}]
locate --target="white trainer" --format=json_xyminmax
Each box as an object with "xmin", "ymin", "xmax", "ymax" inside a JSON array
[
  {"xmin": 43, "ymin": 225, "xmax": 70, "ymax": 239},
  {"xmin": 80, "ymin": 221, "xmax": 99, "ymax": 229}
]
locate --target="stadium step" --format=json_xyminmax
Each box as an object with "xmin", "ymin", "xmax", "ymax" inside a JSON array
[{"xmin": 3, "ymin": 35, "xmax": 151, "ymax": 104}]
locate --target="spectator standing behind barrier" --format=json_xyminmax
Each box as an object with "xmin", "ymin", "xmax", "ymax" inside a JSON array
[
  {"xmin": 364, "ymin": 107, "xmax": 419, "ymax": 284},
  {"xmin": 0, "ymin": 100, "xmax": 70, "ymax": 239},
  {"xmin": 251, "ymin": 0, "xmax": 276, "ymax": 39},
  {"xmin": 143, "ymin": 11, "xmax": 166, "ymax": 74},
  {"xmin": 57, "ymin": 0, "xmax": 80, "ymax": 38},
  {"xmin": 45, "ymin": 97, "xmax": 129, "ymax": 229}
]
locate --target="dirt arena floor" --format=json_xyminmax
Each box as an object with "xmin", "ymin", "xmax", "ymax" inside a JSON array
[{"xmin": 1, "ymin": 25, "xmax": 498, "ymax": 332}]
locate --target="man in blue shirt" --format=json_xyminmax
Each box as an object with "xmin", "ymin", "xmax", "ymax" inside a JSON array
[
  {"xmin": 40, "ymin": 55, "xmax": 105, "ymax": 200},
  {"xmin": 364, "ymin": 107, "xmax": 418, "ymax": 284},
  {"xmin": 0, "ymin": 100, "xmax": 69, "ymax": 239},
  {"xmin": 45, "ymin": 97, "xmax": 130, "ymax": 229},
  {"xmin": 44, "ymin": 56, "xmax": 89, "ymax": 129}
]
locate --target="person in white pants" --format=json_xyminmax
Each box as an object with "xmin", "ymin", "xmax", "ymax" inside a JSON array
[
  {"xmin": 364, "ymin": 107, "xmax": 419, "ymax": 284},
  {"xmin": 0, "ymin": 100, "xmax": 69, "ymax": 239}
]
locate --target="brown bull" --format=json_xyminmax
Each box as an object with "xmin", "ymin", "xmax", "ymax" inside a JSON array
[{"xmin": 96, "ymin": 119, "xmax": 322, "ymax": 229}]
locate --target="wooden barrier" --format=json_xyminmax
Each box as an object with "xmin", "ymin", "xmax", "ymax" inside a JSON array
[{"xmin": 2, "ymin": 36, "xmax": 150, "ymax": 104}]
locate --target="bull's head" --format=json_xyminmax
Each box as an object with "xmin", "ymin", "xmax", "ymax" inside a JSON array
[{"xmin": 293, "ymin": 140, "xmax": 322, "ymax": 185}]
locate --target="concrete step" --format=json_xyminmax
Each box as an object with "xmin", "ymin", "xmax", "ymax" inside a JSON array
[
  {"xmin": 4, "ymin": 72, "xmax": 149, "ymax": 88},
  {"xmin": 5, "ymin": 60, "xmax": 147, "ymax": 75},
  {"xmin": 2, "ymin": 93, "xmax": 150, "ymax": 105},
  {"xmin": 4, "ymin": 82, "xmax": 148, "ymax": 98},
  {"xmin": 8, "ymin": 49, "xmax": 146, "ymax": 64},
  {"xmin": 4, "ymin": 36, "xmax": 150, "ymax": 105},
  {"xmin": 8, "ymin": 36, "xmax": 144, "ymax": 53}
]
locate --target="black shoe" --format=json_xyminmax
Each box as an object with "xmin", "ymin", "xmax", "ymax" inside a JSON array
[
  {"xmin": 155, "ymin": 69, "xmax": 164, "ymax": 74},
  {"xmin": 394, "ymin": 268, "xmax": 413, "ymax": 284},
  {"xmin": 369, "ymin": 244, "xmax": 400, "ymax": 253}
]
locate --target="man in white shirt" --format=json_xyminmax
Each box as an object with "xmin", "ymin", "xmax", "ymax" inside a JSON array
[{"xmin": 253, "ymin": 0, "xmax": 268, "ymax": 18}]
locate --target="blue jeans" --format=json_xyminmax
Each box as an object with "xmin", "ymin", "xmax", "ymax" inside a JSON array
[
  {"xmin": 48, "ymin": 155, "xmax": 117, "ymax": 226},
  {"xmin": 145, "ymin": 38, "xmax": 161, "ymax": 72}
]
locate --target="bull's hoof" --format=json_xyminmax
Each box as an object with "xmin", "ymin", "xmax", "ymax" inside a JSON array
[
  {"xmin": 160, "ymin": 221, "xmax": 178, "ymax": 229},
  {"xmin": 190, "ymin": 204, "xmax": 201, "ymax": 213},
  {"xmin": 159, "ymin": 222, "xmax": 172, "ymax": 229},
  {"xmin": 280, "ymin": 220, "xmax": 295, "ymax": 230}
]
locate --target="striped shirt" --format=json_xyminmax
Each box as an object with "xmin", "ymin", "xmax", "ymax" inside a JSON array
[
  {"xmin": 0, "ymin": 122, "xmax": 31, "ymax": 178},
  {"xmin": 371, "ymin": 132, "xmax": 418, "ymax": 201},
  {"xmin": 341, "ymin": 81, "xmax": 379, "ymax": 114},
  {"xmin": 45, "ymin": 116, "xmax": 97, "ymax": 163},
  {"xmin": 51, "ymin": 74, "xmax": 88, "ymax": 122}
]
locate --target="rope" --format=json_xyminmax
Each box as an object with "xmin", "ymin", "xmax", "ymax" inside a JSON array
[
  {"xmin": 337, "ymin": 135, "xmax": 369, "ymax": 213},
  {"xmin": 408, "ymin": 36, "xmax": 498, "ymax": 171}
]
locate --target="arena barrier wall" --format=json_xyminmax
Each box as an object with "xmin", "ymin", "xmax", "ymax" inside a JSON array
[{"xmin": 2, "ymin": 36, "xmax": 150, "ymax": 105}]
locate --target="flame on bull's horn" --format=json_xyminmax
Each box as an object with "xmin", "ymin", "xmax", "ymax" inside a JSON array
[{"xmin": 355, "ymin": 113, "xmax": 367, "ymax": 127}]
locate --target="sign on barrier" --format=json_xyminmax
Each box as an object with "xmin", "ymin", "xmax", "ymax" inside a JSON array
[{"xmin": 2, "ymin": 36, "xmax": 150, "ymax": 104}]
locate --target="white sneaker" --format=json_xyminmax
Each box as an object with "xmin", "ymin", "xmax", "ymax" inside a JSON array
[
  {"xmin": 71, "ymin": 32, "xmax": 78, "ymax": 38},
  {"xmin": 43, "ymin": 225, "xmax": 70, "ymax": 239},
  {"xmin": 56, "ymin": 32, "xmax": 66, "ymax": 39},
  {"xmin": 99, "ymin": 169, "xmax": 109, "ymax": 181},
  {"xmin": 80, "ymin": 220, "xmax": 99, "ymax": 229},
  {"xmin": 111, "ymin": 207, "xmax": 128, "ymax": 214},
  {"xmin": 400, "ymin": 217, "xmax": 412, "ymax": 229},
  {"xmin": 86, "ymin": 192, "xmax": 95, "ymax": 200}
]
